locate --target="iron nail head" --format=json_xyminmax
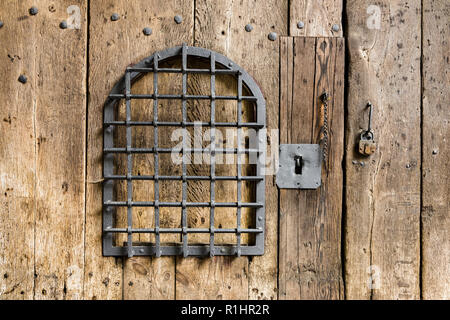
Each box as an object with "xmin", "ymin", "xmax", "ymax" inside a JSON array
[
  {"xmin": 332, "ymin": 24, "xmax": 340, "ymax": 32},
  {"xmin": 297, "ymin": 21, "xmax": 304, "ymax": 29},
  {"xmin": 29, "ymin": 6, "xmax": 38, "ymax": 15},
  {"xmin": 0, "ymin": 21, "xmax": 4, "ymax": 29},
  {"xmin": 60, "ymin": 21, "xmax": 68, "ymax": 29},
  {"xmin": 245, "ymin": 24, "xmax": 253, "ymax": 32},
  {"xmin": 143, "ymin": 27, "xmax": 152, "ymax": 36},
  {"xmin": 268, "ymin": 32, "xmax": 277, "ymax": 41},
  {"xmin": 174, "ymin": 15, "xmax": 182, "ymax": 24},
  {"xmin": 111, "ymin": 13, "xmax": 120, "ymax": 21},
  {"xmin": 18, "ymin": 75, "xmax": 27, "ymax": 84}
]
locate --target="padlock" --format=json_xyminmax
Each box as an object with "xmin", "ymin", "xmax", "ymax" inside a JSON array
[{"xmin": 358, "ymin": 131, "xmax": 376, "ymax": 156}]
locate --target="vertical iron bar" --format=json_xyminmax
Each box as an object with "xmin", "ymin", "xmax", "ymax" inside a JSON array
[
  {"xmin": 209, "ymin": 52, "xmax": 216, "ymax": 257},
  {"xmin": 153, "ymin": 54, "xmax": 161, "ymax": 257},
  {"xmin": 236, "ymin": 72, "xmax": 243, "ymax": 257},
  {"xmin": 125, "ymin": 70, "xmax": 133, "ymax": 258},
  {"xmin": 181, "ymin": 44, "xmax": 188, "ymax": 257}
]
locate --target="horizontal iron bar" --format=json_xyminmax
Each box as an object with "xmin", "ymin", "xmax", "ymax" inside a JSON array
[
  {"xmin": 104, "ymin": 121, "xmax": 263, "ymax": 128},
  {"xmin": 104, "ymin": 175, "xmax": 263, "ymax": 181},
  {"xmin": 127, "ymin": 67, "xmax": 240, "ymax": 75},
  {"xmin": 104, "ymin": 201, "xmax": 263, "ymax": 208},
  {"xmin": 103, "ymin": 147, "xmax": 260, "ymax": 154},
  {"xmin": 108, "ymin": 93, "xmax": 257, "ymax": 101},
  {"xmin": 104, "ymin": 227, "xmax": 262, "ymax": 234}
]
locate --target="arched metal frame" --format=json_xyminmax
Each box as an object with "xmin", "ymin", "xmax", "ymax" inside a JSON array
[{"xmin": 103, "ymin": 43, "xmax": 266, "ymax": 257}]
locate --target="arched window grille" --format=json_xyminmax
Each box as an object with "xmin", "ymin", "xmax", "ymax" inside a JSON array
[{"xmin": 103, "ymin": 44, "xmax": 266, "ymax": 257}]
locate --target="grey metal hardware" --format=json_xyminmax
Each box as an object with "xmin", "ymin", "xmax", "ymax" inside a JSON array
[
  {"xmin": 358, "ymin": 102, "xmax": 376, "ymax": 156},
  {"xmin": 29, "ymin": 7, "xmax": 38, "ymax": 16},
  {"xmin": 103, "ymin": 44, "xmax": 266, "ymax": 258},
  {"xmin": 142, "ymin": 27, "xmax": 152, "ymax": 36},
  {"xmin": 18, "ymin": 75, "xmax": 27, "ymax": 84},
  {"xmin": 268, "ymin": 32, "xmax": 277, "ymax": 41},
  {"xmin": 174, "ymin": 15, "xmax": 183, "ymax": 24},
  {"xmin": 111, "ymin": 13, "xmax": 120, "ymax": 21},
  {"xmin": 276, "ymin": 144, "xmax": 322, "ymax": 189}
]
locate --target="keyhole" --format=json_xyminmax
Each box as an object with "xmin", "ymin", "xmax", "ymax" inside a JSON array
[{"xmin": 294, "ymin": 156, "xmax": 303, "ymax": 175}]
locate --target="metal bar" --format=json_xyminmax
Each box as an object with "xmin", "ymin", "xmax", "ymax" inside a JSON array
[
  {"xmin": 104, "ymin": 175, "xmax": 263, "ymax": 181},
  {"xmin": 103, "ymin": 45, "xmax": 267, "ymax": 257},
  {"xmin": 125, "ymin": 70, "xmax": 133, "ymax": 258},
  {"xmin": 181, "ymin": 43, "xmax": 188, "ymax": 257},
  {"xmin": 127, "ymin": 67, "xmax": 240, "ymax": 75},
  {"xmin": 153, "ymin": 53, "xmax": 161, "ymax": 257},
  {"xmin": 104, "ymin": 201, "xmax": 263, "ymax": 208},
  {"xmin": 236, "ymin": 72, "xmax": 243, "ymax": 257},
  {"xmin": 108, "ymin": 93, "xmax": 257, "ymax": 101},
  {"xmin": 105, "ymin": 228, "xmax": 263, "ymax": 234},
  {"xmin": 103, "ymin": 121, "xmax": 263, "ymax": 128},
  {"xmin": 209, "ymin": 52, "xmax": 216, "ymax": 257},
  {"xmin": 104, "ymin": 147, "xmax": 260, "ymax": 154}
]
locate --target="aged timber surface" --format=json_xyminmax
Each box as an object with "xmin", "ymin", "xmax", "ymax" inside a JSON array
[
  {"xmin": 345, "ymin": 0, "xmax": 421, "ymax": 299},
  {"xmin": 279, "ymin": 36, "xmax": 345, "ymax": 299}
]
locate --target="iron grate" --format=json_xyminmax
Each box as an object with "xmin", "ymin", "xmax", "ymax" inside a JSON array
[{"xmin": 103, "ymin": 44, "xmax": 266, "ymax": 257}]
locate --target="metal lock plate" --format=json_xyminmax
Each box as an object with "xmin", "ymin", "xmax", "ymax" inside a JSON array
[
  {"xmin": 358, "ymin": 131, "xmax": 376, "ymax": 156},
  {"xmin": 276, "ymin": 144, "xmax": 322, "ymax": 189}
]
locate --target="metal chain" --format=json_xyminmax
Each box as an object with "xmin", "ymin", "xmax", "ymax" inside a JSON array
[{"xmin": 320, "ymin": 92, "xmax": 329, "ymax": 165}]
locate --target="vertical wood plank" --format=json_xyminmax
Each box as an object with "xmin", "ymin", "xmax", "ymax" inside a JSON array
[
  {"xmin": 345, "ymin": 0, "xmax": 421, "ymax": 299},
  {"xmin": 0, "ymin": 0, "xmax": 36, "ymax": 300},
  {"xmin": 86, "ymin": 0, "xmax": 193, "ymax": 300},
  {"xmin": 289, "ymin": 0, "xmax": 343, "ymax": 37},
  {"xmin": 421, "ymin": 0, "xmax": 450, "ymax": 300},
  {"xmin": 279, "ymin": 37, "xmax": 345, "ymax": 299},
  {"xmin": 32, "ymin": 0, "xmax": 87, "ymax": 300},
  {"xmin": 175, "ymin": 0, "xmax": 287, "ymax": 300}
]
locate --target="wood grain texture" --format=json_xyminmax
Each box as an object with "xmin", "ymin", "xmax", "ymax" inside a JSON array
[
  {"xmin": 175, "ymin": 0, "xmax": 287, "ymax": 300},
  {"xmin": 0, "ymin": 0, "xmax": 36, "ymax": 300},
  {"xmin": 86, "ymin": 0, "xmax": 194, "ymax": 300},
  {"xmin": 345, "ymin": 0, "xmax": 421, "ymax": 299},
  {"xmin": 289, "ymin": 0, "xmax": 343, "ymax": 37},
  {"xmin": 279, "ymin": 36, "xmax": 345, "ymax": 299},
  {"xmin": 421, "ymin": 0, "xmax": 450, "ymax": 300},
  {"xmin": 29, "ymin": 0, "xmax": 87, "ymax": 300}
]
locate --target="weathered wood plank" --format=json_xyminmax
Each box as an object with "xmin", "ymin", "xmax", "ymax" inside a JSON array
[
  {"xmin": 289, "ymin": 0, "xmax": 343, "ymax": 37},
  {"xmin": 279, "ymin": 36, "xmax": 345, "ymax": 299},
  {"xmin": 175, "ymin": 0, "xmax": 287, "ymax": 300},
  {"xmin": 0, "ymin": 0, "xmax": 36, "ymax": 300},
  {"xmin": 421, "ymin": 0, "xmax": 450, "ymax": 300},
  {"xmin": 30, "ymin": 0, "xmax": 87, "ymax": 300},
  {"xmin": 345, "ymin": 0, "xmax": 421, "ymax": 299},
  {"xmin": 86, "ymin": 0, "xmax": 193, "ymax": 300}
]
